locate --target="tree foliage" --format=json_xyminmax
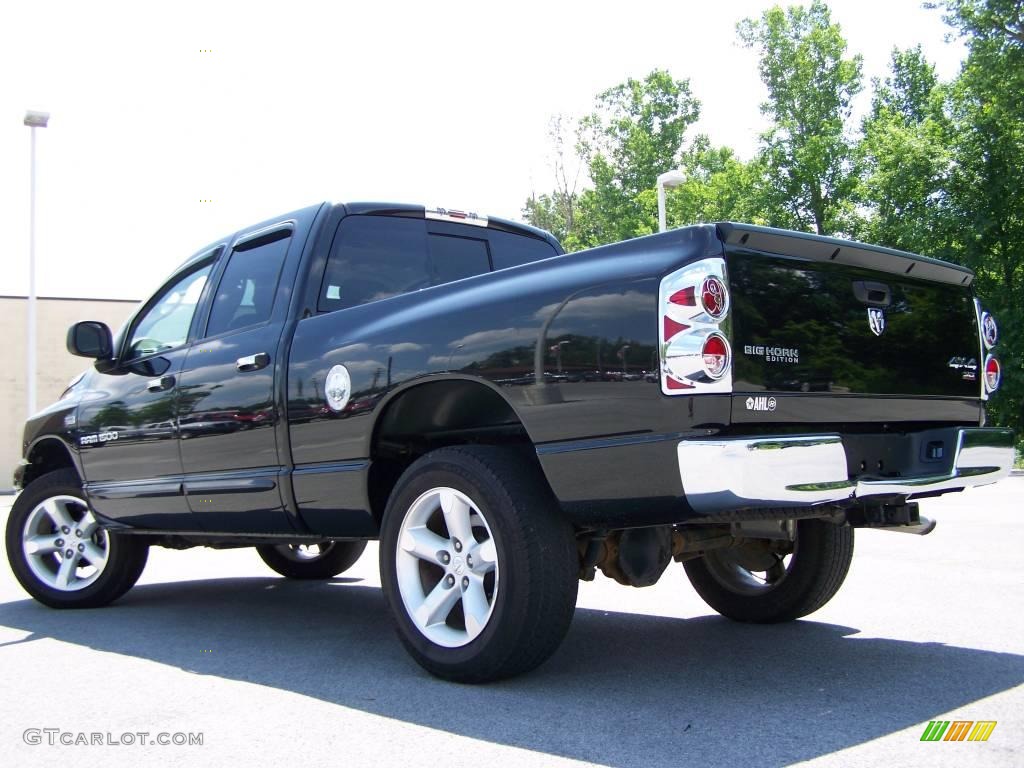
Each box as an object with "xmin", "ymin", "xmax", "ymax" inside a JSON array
[
  {"xmin": 737, "ymin": 0, "xmax": 863, "ymax": 235},
  {"xmin": 937, "ymin": 0, "xmax": 1024, "ymax": 432},
  {"xmin": 541, "ymin": 70, "xmax": 702, "ymax": 248},
  {"xmin": 855, "ymin": 46, "xmax": 951, "ymax": 253}
]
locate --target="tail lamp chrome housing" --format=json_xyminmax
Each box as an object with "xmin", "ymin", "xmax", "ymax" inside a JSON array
[{"xmin": 659, "ymin": 258, "xmax": 732, "ymax": 395}]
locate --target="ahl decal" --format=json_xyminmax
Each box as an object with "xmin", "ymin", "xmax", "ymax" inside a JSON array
[
  {"xmin": 745, "ymin": 396, "xmax": 777, "ymax": 412},
  {"xmin": 325, "ymin": 364, "xmax": 352, "ymax": 412}
]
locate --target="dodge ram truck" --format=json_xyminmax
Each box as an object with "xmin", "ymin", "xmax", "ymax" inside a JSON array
[{"xmin": 6, "ymin": 202, "xmax": 1014, "ymax": 682}]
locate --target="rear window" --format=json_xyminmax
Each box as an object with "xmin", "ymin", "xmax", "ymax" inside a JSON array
[
  {"xmin": 487, "ymin": 228, "xmax": 559, "ymax": 270},
  {"xmin": 428, "ymin": 233, "xmax": 491, "ymax": 283},
  {"xmin": 319, "ymin": 216, "xmax": 491, "ymax": 312}
]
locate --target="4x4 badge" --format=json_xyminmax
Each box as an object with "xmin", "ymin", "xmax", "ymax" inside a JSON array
[{"xmin": 867, "ymin": 307, "xmax": 886, "ymax": 336}]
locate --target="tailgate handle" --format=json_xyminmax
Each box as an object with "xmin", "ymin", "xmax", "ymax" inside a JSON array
[{"xmin": 852, "ymin": 281, "xmax": 892, "ymax": 307}]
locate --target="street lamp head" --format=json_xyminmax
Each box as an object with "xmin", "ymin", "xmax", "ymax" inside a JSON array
[
  {"xmin": 656, "ymin": 170, "xmax": 687, "ymax": 188},
  {"xmin": 24, "ymin": 111, "xmax": 50, "ymax": 128}
]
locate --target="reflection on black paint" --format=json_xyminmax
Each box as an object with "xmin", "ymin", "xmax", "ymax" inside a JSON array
[{"xmin": 728, "ymin": 253, "xmax": 980, "ymax": 397}]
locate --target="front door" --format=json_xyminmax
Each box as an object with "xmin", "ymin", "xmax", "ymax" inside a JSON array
[{"xmin": 79, "ymin": 260, "xmax": 215, "ymax": 528}]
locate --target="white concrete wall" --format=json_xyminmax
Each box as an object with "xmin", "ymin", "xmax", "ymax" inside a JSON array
[{"xmin": 1, "ymin": 296, "xmax": 138, "ymax": 488}]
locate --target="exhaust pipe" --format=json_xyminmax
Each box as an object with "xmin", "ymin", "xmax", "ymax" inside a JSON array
[{"xmin": 875, "ymin": 516, "xmax": 936, "ymax": 535}]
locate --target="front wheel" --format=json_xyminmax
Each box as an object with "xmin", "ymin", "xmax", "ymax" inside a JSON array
[
  {"xmin": 255, "ymin": 540, "xmax": 367, "ymax": 579},
  {"xmin": 683, "ymin": 518, "xmax": 854, "ymax": 623},
  {"xmin": 379, "ymin": 446, "xmax": 578, "ymax": 683},
  {"xmin": 5, "ymin": 469, "xmax": 149, "ymax": 609}
]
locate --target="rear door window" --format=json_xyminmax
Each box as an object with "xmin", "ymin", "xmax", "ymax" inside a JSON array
[{"xmin": 206, "ymin": 230, "xmax": 290, "ymax": 337}]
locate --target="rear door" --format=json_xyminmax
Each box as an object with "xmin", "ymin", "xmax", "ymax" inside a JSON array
[{"xmin": 177, "ymin": 221, "xmax": 303, "ymax": 533}]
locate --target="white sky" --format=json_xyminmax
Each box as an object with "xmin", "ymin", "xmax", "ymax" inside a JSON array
[{"xmin": 1, "ymin": 0, "xmax": 965, "ymax": 301}]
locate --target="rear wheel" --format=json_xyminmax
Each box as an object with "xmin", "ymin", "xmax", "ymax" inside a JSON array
[
  {"xmin": 256, "ymin": 540, "xmax": 367, "ymax": 579},
  {"xmin": 683, "ymin": 518, "xmax": 854, "ymax": 623},
  {"xmin": 380, "ymin": 446, "xmax": 578, "ymax": 683},
  {"xmin": 5, "ymin": 469, "xmax": 149, "ymax": 609}
]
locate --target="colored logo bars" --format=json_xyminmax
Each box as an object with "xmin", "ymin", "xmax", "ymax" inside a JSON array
[{"xmin": 920, "ymin": 720, "xmax": 997, "ymax": 742}]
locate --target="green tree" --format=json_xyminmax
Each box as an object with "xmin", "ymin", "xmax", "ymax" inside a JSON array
[
  {"xmin": 855, "ymin": 47, "xmax": 952, "ymax": 253},
  {"xmin": 651, "ymin": 137, "xmax": 774, "ymax": 230},
  {"xmin": 738, "ymin": 0, "xmax": 863, "ymax": 235},
  {"xmin": 938, "ymin": 0, "xmax": 1024, "ymax": 434},
  {"xmin": 523, "ymin": 115, "xmax": 584, "ymax": 248},
  {"xmin": 870, "ymin": 46, "xmax": 941, "ymax": 124},
  {"xmin": 523, "ymin": 70, "xmax": 701, "ymax": 248}
]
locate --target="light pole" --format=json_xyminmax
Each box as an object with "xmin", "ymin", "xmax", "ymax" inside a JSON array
[
  {"xmin": 656, "ymin": 169, "xmax": 686, "ymax": 233},
  {"xmin": 447, "ymin": 344, "xmax": 465, "ymax": 370},
  {"xmin": 550, "ymin": 340, "xmax": 570, "ymax": 373},
  {"xmin": 618, "ymin": 344, "xmax": 631, "ymax": 377},
  {"xmin": 24, "ymin": 110, "xmax": 49, "ymax": 417}
]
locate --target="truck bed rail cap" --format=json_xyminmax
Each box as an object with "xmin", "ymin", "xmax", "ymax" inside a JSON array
[{"xmin": 716, "ymin": 222, "xmax": 974, "ymax": 287}]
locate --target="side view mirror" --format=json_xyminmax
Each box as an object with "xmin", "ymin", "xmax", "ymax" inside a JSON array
[{"xmin": 67, "ymin": 321, "xmax": 114, "ymax": 359}]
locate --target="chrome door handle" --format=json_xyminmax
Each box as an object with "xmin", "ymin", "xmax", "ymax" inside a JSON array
[
  {"xmin": 236, "ymin": 352, "xmax": 270, "ymax": 372},
  {"xmin": 147, "ymin": 375, "xmax": 175, "ymax": 392}
]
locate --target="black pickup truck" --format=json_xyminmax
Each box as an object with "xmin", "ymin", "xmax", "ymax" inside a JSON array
[{"xmin": 6, "ymin": 202, "xmax": 1013, "ymax": 682}]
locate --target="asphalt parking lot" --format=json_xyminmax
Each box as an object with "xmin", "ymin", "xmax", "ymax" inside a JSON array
[{"xmin": 1, "ymin": 478, "xmax": 1021, "ymax": 768}]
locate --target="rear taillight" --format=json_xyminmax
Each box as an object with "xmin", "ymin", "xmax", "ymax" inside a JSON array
[
  {"xmin": 981, "ymin": 312, "xmax": 998, "ymax": 348},
  {"xmin": 659, "ymin": 258, "xmax": 732, "ymax": 395},
  {"xmin": 984, "ymin": 355, "xmax": 1001, "ymax": 392},
  {"xmin": 701, "ymin": 276, "xmax": 728, "ymax": 318},
  {"xmin": 702, "ymin": 333, "xmax": 730, "ymax": 379},
  {"xmin": 975, "ymin": 301, "xmax": 1001, "ymax": 400}
]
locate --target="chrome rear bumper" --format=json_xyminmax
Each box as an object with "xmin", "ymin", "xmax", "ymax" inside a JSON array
[{"xmin": 677, "ymin": 428, "xmax": 1014, "ymax": 515}]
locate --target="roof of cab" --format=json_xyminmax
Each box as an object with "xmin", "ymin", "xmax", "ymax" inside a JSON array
[
  {"xmin": 340, "ymin": 201, "xmax": 563, "ymax": 254},
  {"xmin": 176, "ymin": 200, "xmax": 563, "ymax": 275}
]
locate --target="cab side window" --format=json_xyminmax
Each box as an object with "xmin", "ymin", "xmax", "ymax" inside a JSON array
[
  {"xmin": 206, "ymin": 230, "xmax": 291, "ymax": 336},
  {"xmin": 126, "ymin": 265, "xmax": 212, "ymax": 360},
  {"xmin": 318, "ymin": 216, "xmax": 491, "ymax": 313}
]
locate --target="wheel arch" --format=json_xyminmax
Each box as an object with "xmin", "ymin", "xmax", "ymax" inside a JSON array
[
  {"xmin": 21, "ymin": 436, "xmax": 81, "ymax": 488},
  {"xmin": 365, "ymin": 374, "xmax": 546, "ymax": 527}
]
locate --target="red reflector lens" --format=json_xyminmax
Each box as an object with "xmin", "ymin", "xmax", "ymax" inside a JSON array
[
  {"xmin": 669, "ymin": 287, "xmax": 695, "ymax": 306},
  {"xmin": 663, "ymin": 316, "xmax": 689, "ymax": 341},
  {"xmin": 984, "ymin": 356, "xmax": 1001, "ymax": 392},
  {"xmin": 701, "ymin": 333, "xmax": 730, "ymax": 379},
  {"xmin": 665, "ymin": 375, "xmax": 695, "ymax": 390}
]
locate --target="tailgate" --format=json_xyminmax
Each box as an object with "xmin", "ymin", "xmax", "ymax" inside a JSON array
[{"xmin": 718, "ymin": 224, "xmax": 981, "ymax": 399}]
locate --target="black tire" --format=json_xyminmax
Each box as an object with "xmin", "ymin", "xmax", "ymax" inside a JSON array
[
  {"xmin": 5, "ymin": 469, "xmax": 149, "ymax": 609},
  {"xmin": 683, "ymin": 518, "xmax": 854, "ymax": 623},
  {"xmin": 255, "ymin": 540, "xmax": 367, "ymax": 579},
  {"xmin": 379, "ymin": 446, "xmax": 578, "ymax": 683}
]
